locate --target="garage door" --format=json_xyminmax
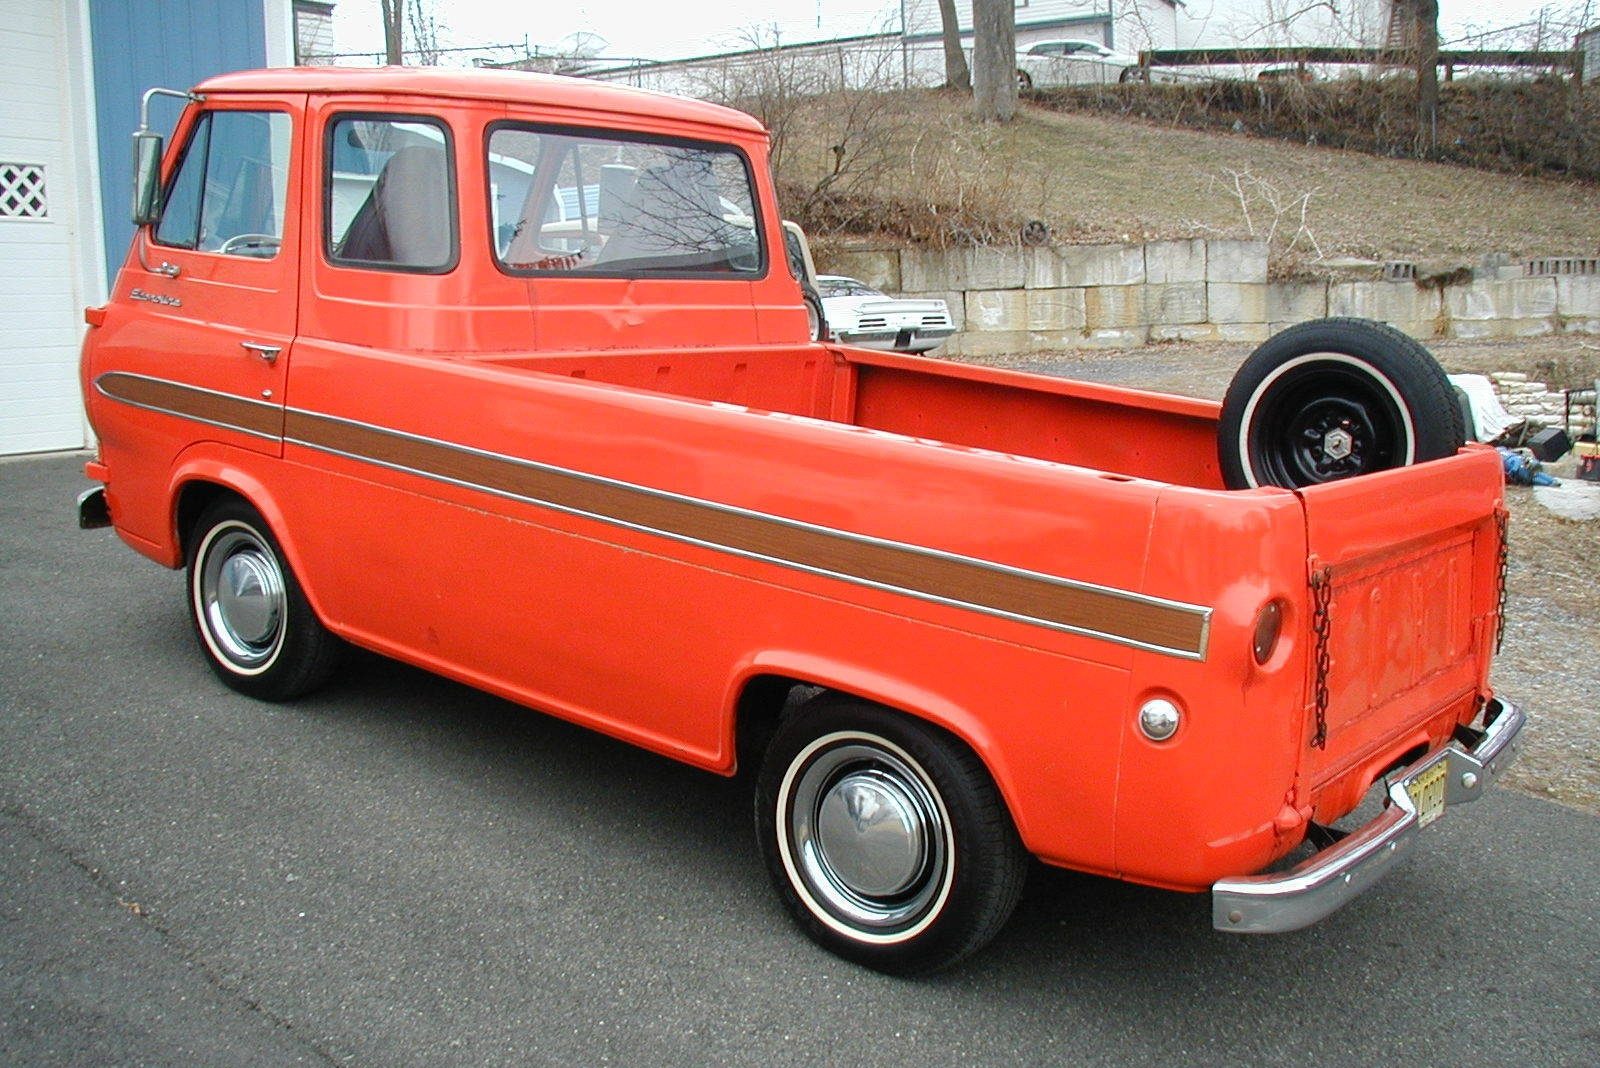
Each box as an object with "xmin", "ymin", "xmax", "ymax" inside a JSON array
[{"xmin": 1, "ymin": 3, "xmax": 89, "ymax": 455}]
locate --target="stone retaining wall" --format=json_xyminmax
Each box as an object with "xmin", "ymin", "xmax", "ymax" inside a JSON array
[
  {"xmin": 1490, "ymin": 372, "xmax": 1595, "ymax": 437},
  {"xmin": 816, "ymin": 240, "xmax": 1600, "ymax": 358}
]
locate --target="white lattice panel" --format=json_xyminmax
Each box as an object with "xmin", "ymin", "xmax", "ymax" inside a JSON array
[{"xmin": 0, "ymin": 163, "xmax": 46, "ymax": 219}]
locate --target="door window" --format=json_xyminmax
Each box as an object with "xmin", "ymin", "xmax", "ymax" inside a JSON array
[
  {"xmin": 154, "ymin": 111, "xmax": 292, "ymax": 258},
  {"xmin": 325, "ymin": 115, "xmax": 456, "ymax": 272}
]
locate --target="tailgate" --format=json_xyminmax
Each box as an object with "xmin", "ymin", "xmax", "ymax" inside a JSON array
[{"xmin": 1297, "ymin": 447, "xmax": 1505, "ymax": 802}]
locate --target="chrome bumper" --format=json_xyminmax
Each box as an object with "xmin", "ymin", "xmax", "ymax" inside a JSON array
[
  {"xmin": 1213, "ymin": 697, "xmax": 1525, "ymax": 934},
  {"xmin": 77, "ymin": 486, "xmax": 111, "ymax": 529}
]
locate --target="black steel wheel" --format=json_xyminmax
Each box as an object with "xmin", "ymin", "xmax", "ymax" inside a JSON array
[
  {"xmin": 755, "ymin": 696, "xmax": 1026, "ymax": 974},
  {"xmin": 1219, "ymin": 318, "xmax": 1464, "ymax": 490},
  {"xmin": 187, "ymin": 497, "xmax": 341, "ymax": 700}
]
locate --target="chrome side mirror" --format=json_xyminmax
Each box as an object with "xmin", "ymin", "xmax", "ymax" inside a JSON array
[
  {"xmin": 131, "ymin": 130, "xmax": 164, "ymax": 226},
  {"xmin": 130, "ymin": 86, "xmax": 202, "ymax": 227}
]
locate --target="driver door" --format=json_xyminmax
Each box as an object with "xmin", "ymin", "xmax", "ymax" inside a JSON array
[{"xmin": 112, "ymin": 96, "xmax": 304, "ymax": 458}]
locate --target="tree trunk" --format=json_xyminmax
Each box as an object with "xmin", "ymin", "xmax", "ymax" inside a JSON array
[
  {"xmin": 381, "ymin": 0, "xmax": 403, "ymax": 65},
  {"xmin": 1414, "ymin": 0, "xmax": 1439, "ymax": 153},
  {"xmin": 936, "ymin": 0, "xmax": 970, "ymax": 92},
  {"xmin": 971, "ymin": 0, "xmax": 1016, "ymax": 122}
]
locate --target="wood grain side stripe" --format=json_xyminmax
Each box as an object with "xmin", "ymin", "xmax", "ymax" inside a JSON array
[
  {"xmin": 97, "ymin": 372, "xmax": 283, "ymax": 440},
  {"xmin": 283, "ymin": 409, "xmax": 1210, "ymax": 659},
  {"xmin": 97, "ymin": 372, "xmax": 1209, "ymax": 657}
]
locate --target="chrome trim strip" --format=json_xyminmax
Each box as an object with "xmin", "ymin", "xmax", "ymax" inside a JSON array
[
  {"xmin": 1212, "ymin": 697, "xmax": 1525, "ymax": 933},
  {"xmin": 94, "ymin": 373, "xmax": 282, "ymax": 443}
]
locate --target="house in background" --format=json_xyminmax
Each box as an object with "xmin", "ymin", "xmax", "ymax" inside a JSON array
[
  {"xmin": 0, "ymin": 0, "xmax": 293, "ymax": 456},
  {"xmin": 900, "ymin": 0, "xmax": 1182, "ymax": 53}
]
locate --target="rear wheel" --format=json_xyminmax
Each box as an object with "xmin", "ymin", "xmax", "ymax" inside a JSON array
[
  {"xmin": 755, "ymin": 697, "xmax": 1027, "ymax": 974},
  {"xmin": 1218, "ymin": 318, "xmax": 1464, "ymax": 490},
  {"xmin": 187, "ymin": 498, "xmax": 341, "ymax": 700}
]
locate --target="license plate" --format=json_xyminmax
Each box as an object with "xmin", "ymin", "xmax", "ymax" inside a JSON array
[{"xmin": 1405, "ymin": 761, "xmax": 1448, "ymax": 828}]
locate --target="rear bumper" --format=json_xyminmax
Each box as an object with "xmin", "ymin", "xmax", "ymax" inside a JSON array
[
  {"xmin": 834, "ymin": 326, "xmax": 956, "ymax": 352},
  {"xmin": 1212, "ymin": 696, "xmax": 1525, "ymax": 934}
]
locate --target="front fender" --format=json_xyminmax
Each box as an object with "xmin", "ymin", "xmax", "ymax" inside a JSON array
[{"xmin": 164, "ymin": 447, "xmax": 330, "ymax": 625}]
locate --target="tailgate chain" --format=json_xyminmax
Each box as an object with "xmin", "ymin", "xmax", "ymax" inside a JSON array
[
  {"xmin": 1494, "ymin": 507, "xmax": 1510, "ymax": 655},
  {"xmin": 1309, "ymin": 566, "xmax": 1333, "ymax": 750}
]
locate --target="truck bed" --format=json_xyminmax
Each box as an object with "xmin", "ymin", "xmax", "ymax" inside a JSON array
[
  {"xmin": 470, "ymin": 340, "xmax": 1505, "ymax": 833},
  {"xmin": 472, "ymin": 344, "xmax": 1225, "ymax": 488}
]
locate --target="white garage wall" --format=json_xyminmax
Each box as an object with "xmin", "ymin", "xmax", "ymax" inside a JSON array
[{"xmin": 0, "ymin": 2, "xmax": 97, "ymax": 455}]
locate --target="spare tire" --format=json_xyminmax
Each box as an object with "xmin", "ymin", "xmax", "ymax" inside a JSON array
[{"xmin": 1219, "ymin": 318, "xmax": 1464, "ymax": 490}]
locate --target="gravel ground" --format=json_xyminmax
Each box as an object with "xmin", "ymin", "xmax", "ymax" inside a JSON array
[{"xmin": 953, "ymin": 335, "xmax": 1600, "ymax": 814}]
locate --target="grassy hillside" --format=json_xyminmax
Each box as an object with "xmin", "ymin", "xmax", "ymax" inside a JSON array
[{"xmin": 779, "ymin": 92, "xmax": 1600, "ymax": 269}]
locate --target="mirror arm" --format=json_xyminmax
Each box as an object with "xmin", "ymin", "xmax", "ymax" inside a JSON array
[{"xmin": 137, "ymin": 87, "xmax": 203, "ymax": 135}]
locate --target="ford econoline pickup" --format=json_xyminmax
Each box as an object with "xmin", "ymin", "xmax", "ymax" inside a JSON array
[{"xmin": 80, "ymin": 68, "xmax": 1522, "ymax": 973}]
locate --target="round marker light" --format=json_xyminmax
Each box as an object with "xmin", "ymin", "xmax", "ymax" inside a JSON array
[
  {"xmin": 1138, "ymin": 699, "xmax": 1181, "ymax": 742},
  {"xmin": 1253, "ymin": 599, "xmax": 1284, "ymax": 665}
]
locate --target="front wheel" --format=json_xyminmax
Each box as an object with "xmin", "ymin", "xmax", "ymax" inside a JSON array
[
  {"xmin": 1016, "ymin": 69, "xmax": 1033, "ymax": 92},
  {"xmin": 187, "ymin": 497, "xmax": 341, "ymax": 700},
  {"xmin": 755, "ymin": 697, "xmax": 1027, "ymax": 974}
]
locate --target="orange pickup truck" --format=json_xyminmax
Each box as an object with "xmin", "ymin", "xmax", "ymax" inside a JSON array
[{"xmin": 80, "ymin": 68, "xmax": 1522, "ymax": 973}]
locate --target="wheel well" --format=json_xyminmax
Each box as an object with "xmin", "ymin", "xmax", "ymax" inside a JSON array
[
  {"xmin": 733, "ymin": 674, "xmax": 812, "ymax": 777},
  {"xmin": 732, "ymin": 676, "xmax": 997, "ymax": 794},
  {"xmin": 174, "ymin": 481, "xmax": 243, "ymax": 558}
]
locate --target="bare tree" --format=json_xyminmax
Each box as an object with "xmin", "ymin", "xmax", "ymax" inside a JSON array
[
  {"xmin": 1414, "ymin": 0, "xmax": 1439, "ymax": 152},
  {"xmin": 692, "ymin": 27, "xmax": 826, "ymax": 176},
  {"xmin": 936, "ymin": 0, "xmax": 970, "ymax": 91},
  {"xmin": 1450, "ymin": 1, "xmax": 1597, "ymax": 50},
  {"xmin": 407, "ymin": 1, "xmax": 445, "ymax": 66},
  {"xmin": 380, "ymin": 0, "xmax": 403, "ymax": 65},
  {"xmin": 1223, "ymin": 1, "xmax": 1377, "ymax": 47},
  {"xmin": 971, "ymin": 0, "xmax": 1016, "ymax": 122}
]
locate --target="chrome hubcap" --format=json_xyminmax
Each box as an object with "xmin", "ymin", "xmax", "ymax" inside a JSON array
[
  {"xmin": 815, "ymin": 770, "xmax": 927, "ymax": 897},
  {"xmin": 198, "ymin": 527, "xmax": 285, "ymax": 669},
  {"xmin": 784, "ymin": 737, "xmax": 951, "ymax": 934}
]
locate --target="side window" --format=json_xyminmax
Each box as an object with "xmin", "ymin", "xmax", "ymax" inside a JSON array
[
  {"xmin": 326, "ymin": 115, "xmax": 456, "ymax": 272},
  {"xmin": 153, "ymin": 111, "xmax": 292, "ymax": 257},
  {"xmin": 487, "ymin": 125, "xmax": 763, "ymax": 277}
]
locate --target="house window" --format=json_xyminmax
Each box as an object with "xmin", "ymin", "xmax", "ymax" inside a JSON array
[{"xmin": 0, "ymin": 163, "xmax": 46, "ymax": 219}]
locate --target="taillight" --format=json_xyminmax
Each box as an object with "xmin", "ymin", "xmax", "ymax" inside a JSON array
[{"xmin": 1252, "ymin": 599, "xmax": 1284, "ymax": 665}]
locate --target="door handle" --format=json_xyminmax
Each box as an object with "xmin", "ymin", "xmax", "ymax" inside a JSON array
[{"xmin": 240, "ymin": 341, "xmax": 281, "ymax": 365}]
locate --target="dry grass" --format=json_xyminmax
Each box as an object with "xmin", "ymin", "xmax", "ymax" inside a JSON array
[
  {"xmin": 1007, "ymin": 106, "xmax": 1600, "ymax": 262},
  {"xmin": 778, "ymin": 91, "xmax": 1600, "ymax": 265}
]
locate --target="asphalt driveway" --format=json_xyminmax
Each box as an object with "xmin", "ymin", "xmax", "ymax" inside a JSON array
[{"xmin": 2, "ymin": 452, "xmax": 1597, "ymax": 1066}]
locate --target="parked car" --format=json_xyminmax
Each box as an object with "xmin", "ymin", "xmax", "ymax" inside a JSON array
[
  {"xmin": 83, "ymin": 66, "xmax": 1521, "ymax": 975},
  {"xmin": 1016, "ymin": 38, "xmax": 1140, "ymax": 90},
  {"xmin": 816, "ymin": 275, "xmax": 955, "ymax": 353}
]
